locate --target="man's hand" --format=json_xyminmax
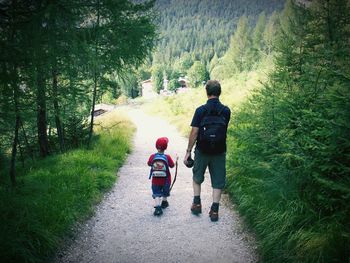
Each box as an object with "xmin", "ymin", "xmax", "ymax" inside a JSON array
[
  {"xmin": 184, "ymin": 127, "xmax": 199, "ymax": 165},
  {"xmin": 183, "ymin": 151, "xmax": 191, "ymax": 165}
]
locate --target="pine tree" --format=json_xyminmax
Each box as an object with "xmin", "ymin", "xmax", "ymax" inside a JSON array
[
  {"xmin": 262, "ymin": 11, "xmax": 279, "ymax": 56},
  {"xmin": 187, "ymin": 61, "xmax": 207, "ymax": 87},
  {"xmin": 209, "ymin": 52, "xmax": 219, "ymax": 75},
  {"xmin": 216, "ymin": 15, "xmax": 253, "ymax": 78},
  {"xmin": 151, "ymin": 65, "xmax": 164, "ymax": 93},
  {"xmin": 251, "ymin": 12, "xmax": 267, "ymax": 64}
]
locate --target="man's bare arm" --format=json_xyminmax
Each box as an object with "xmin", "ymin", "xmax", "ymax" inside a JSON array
[{"xmin": 184, "ymin": 127, "xmax": 199, "ymax": 163}]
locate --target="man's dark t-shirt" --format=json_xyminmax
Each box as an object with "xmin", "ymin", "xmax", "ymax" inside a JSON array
[{"xmin": 191, "ymin": 98, "xmax": 231, "ymax": 153}]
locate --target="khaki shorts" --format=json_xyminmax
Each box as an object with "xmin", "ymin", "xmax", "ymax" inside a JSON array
[{"xmin": 192, "ymin": 148, "xmax": 226, "ymax": 189}]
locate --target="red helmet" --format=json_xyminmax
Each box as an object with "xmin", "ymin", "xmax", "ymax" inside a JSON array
[{"xmin": 156, "ymin": 137, "xmax": 168, "ymax": 150}]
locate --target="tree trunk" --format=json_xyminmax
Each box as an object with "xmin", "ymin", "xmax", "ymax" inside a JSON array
[
  {"xmin": 37, "ymin": 65, "xmax": 50, "ymax": 157},
  {"xmin": 52, "ymin": 68, "xmax": 65, "ymax": 152},
  {"xmin": 20, "ymin": 119, "xmax": 34, "ymax": 161},
  {"xmin": 88, "ymin": 0, "xmax": 100, "ymax": 147},
  {"xmin": 9, "ymin": 65, "xmax": 20, "ymax": 186},
  {"xmin": 48, "ymin": 2, "xmax": 65, "ymax": 152},
  {"xmin": 88, "ymin": 72, "xmax": 98, "ymax": 147},
  {"xmin": 9, "ymin": 1, "xmax": 19, "ymax": 186},
  {"xmin": 18, "ymin": 139, "xmax": 25, "ymax": 167},
  {"xmin": 10, "ymin": 115, "xmax": 20, "ymax": 186}
]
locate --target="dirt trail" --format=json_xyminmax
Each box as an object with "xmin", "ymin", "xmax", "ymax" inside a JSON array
[{"xmin": 54, "ymin": 107, "xmax": 257, "ymax": 263}]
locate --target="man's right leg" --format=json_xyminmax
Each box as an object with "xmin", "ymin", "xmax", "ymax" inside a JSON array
[
  {"xmin": 191, "ymin": 149, "xmax": 208, "ymax": 215},
  {"xmin": 193, "ymin": 180, "xmax": 201, "ymax": 196},
  {"xmin": 191, "ymin": 181, "xmax": 202, "ymax": 214}
]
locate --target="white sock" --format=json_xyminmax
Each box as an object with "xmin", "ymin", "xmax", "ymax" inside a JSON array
[{"xmin": 154, "ymin": 197, "xmax": 162, "ymax": 207}]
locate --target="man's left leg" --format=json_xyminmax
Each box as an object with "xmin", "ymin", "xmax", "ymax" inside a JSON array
[
  {"xmin": 191, "ymin": 149, "xmax": 208, "ymax": 215},
  {"xmin": 209, "ymin": 188, "xmax": 222, "ymax": 221}
]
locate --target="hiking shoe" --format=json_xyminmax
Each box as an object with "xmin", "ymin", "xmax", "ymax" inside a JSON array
[
  {"xmin": 209, "ymin": 209, "xmax": 219, "ymax": 222},
  {"xmin": 161, "ymin": 200, "xmax": 169, "ymax": 209},
  {"xmin": 153, "ymin": 206, "xmax": 163, "ymax": 216},
  {"xmin": 191, "ymin": 203, "xmax": 202, "ymax": 215}
]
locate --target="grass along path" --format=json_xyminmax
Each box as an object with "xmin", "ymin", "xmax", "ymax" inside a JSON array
[
  {"xmin": 54, "ymin": 105, "xmax": 257, "ymax": 263},
  {"xmin": 0, "ymin": 111, "xmax": 134, "ymax": 263}
]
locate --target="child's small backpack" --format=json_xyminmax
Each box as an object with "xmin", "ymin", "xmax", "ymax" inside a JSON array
[{"xmin": 149, "ymin": 153, "xmax": 169, "ymax": 179}]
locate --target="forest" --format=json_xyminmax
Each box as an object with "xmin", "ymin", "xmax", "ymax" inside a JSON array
[
  {"xmin": 0, "ymin": 0, "xmax": 156, "ymax": 184},
  {"xmin": 152, "ymin": 0, "xmax": 284, "ymax": 63},
  {"xmin": 140, "ymin": 0, "xmax": 285, "ymax": 93},
  {"xmin": 0, "ymin": 1, "xmax": 156, "ymax": 262},
  {"xmin": 1, "ymin": 0, "xmax": 349, "ymax": 262}
]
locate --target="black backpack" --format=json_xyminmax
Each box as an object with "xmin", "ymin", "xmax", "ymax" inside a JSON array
[{"xmin": 197, "ymin": 103, "xmax": 228, "ymax": 154}]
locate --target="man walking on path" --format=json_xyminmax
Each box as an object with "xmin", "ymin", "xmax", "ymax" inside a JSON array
[{"xmin": 184, "ymin": 80, "xmax": 231, "ymax": 222}]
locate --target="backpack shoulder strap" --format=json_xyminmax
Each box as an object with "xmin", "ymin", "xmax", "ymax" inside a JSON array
[
  {"xmin": 217, "ymin": 104, "xmax": 226, "ymax": 115},
  {"xmin": 153, "ymin": 153, "xmax": 169, "ymax": 165},
  {"xmin": 203, "ymin": 103, "xmax": 226, "ymax": 116}
]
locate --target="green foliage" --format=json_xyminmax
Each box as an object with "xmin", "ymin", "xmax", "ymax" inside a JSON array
[
  {"xmin": 167, "ymin": 79, "xmax": 180, "ymax": 91},
  {"xmin": 146, "ymin": 0, "xmax": 284, "ymax": 91},
  {"xmin": 0, "ymin": 111, "xmax": 135, "ymax": 263},
  {"xmin": 172, "ymin": 52, "xmax": 194, "ymax": 76},
  {"xmin": 212, "ymin": 16, "xmax": 254, "ymax": 79},
  {"xmin": 137, "ymin": 64, "xmax": 152, "ymax": 81},
  {"xmin": 153, "ymin": 0, "xmax": 284, "ymax": 65},
  {"xmin": 117, "ymin": 72, "xmax": 141, "ymax": 99},
  {"xmin": 151, "ymin": 64, "xmax": 164, "ymax": 93},
  {"xmin": 252, "ymin": 12, "xmax": 267, "ymax": 63},
  {"xmin": 209, "ymin": 53, "xmax": 219, "ymax": 74},
  {"xmin": 187, "ymin": 61, "xmax": 208, "ymax": 87},
  {"xmin": 143, "ymin": 88, "xmax": 205, "ymax": 135},
  {"xmin": 0, "ymin": 0, "xmax": 157, "ymax": 182},
  {"xmin": 262, "ymin": 11, "xmax": 279, "ymax": 56},
  {"xmin": 228, "ymin": 0, "xmax": 350, "ymax": 261}
]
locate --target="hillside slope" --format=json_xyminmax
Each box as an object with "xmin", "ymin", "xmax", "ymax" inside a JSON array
[{"xmin": 153, "ymin": 0, "xmax": 285, "ymax": 64}]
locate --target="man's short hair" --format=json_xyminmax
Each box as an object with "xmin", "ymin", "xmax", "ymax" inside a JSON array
[{"xmin": 205, "ymin": 80, "xmax": 221, "ymax": 97}]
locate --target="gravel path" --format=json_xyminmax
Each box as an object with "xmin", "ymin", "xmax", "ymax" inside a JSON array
[{"xmin": 54, "ymin": 107, "xmax": 257, "ymax": 263}]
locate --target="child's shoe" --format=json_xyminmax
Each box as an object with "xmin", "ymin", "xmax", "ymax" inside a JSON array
[
  {"xmin": 153, "ymin": 206, "xmax": 163, "ymax": 216},
  {"xmin": 161, "ymin": 200, "xmax": 169, "ymax": 209}
]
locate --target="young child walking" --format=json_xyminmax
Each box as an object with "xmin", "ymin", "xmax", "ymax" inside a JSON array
[{"xmin": 148, "ymin": 137, "xmax": 177, "ymax": 216}]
